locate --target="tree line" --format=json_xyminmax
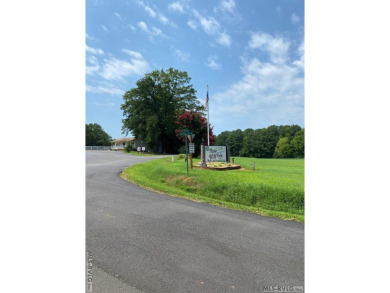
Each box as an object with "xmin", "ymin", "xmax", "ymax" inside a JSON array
[
  {"xmin": 215, "ymin": 125, "xmax": 304, "ymax": 158},
  {"xmin": 86, "ymin": 123, "xmax": 112, "ymax": 146}
]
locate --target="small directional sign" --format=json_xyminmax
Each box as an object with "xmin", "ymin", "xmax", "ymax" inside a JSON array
[
  {"xmin": 189, "ymin": 143, "xmax": 195, "ymax": 153},
  {"xmin": 179, "ymin": 128, "xmax": 193, "ymax": 136}
]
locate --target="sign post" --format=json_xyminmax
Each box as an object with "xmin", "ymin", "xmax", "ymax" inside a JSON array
[
  {"xmin": 188, "ymin": 134, "xmax": 195, "ymax": 169},
  {"xmin": 186, "ymin": 136, "xmax": 189, "ymax": 175},
  {"xmin": 179, "ymin": 129, "xmax": 193, "ymax": 175}
]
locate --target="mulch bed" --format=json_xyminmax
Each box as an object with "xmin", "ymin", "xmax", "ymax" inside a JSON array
[{"xmin": 193, "ymin": 164, "xmax": 241, "ymax": 171}]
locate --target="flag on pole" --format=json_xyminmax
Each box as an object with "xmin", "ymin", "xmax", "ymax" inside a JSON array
[
  {"xmin": 204, "ymin": 90, "xmax": 209, "ymax": 110},
  {"xmin": 206, "ymin": 86, "xmax": 210, "ymax": 145}
]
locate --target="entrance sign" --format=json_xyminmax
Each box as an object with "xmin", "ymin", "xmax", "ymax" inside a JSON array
[{"xmin": 205, "ymin": 146, "xmax": 227, "ymax": 162}]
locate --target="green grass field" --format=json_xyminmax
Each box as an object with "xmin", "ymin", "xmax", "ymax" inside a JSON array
[{"xmin": 121, "ymin": 156, "xmax": 304, "ymax": 221}]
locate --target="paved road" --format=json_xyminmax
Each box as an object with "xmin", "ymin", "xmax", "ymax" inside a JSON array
[{"xmin": 86, "ymin": 151, "xmax": 304, "ymax": 293}]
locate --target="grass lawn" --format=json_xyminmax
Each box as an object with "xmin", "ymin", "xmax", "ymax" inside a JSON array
[
  {"xmin": 125, "ymin": 151, "xmax": 164, "ymax": 156},
  {"xmin": 121, "ymin": 156, "xmax": 304, "ymax": 222}
]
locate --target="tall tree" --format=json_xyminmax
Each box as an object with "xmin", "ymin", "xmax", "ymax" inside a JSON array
[
  {"xmin": 121, "ymin": 68, "xmax": 203, "ymax": 153},
  {"xmin": 85, "ymin": 123, "xmax": 112, "ymax": 146}
]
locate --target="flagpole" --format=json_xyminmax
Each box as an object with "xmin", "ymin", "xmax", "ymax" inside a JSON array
[{"xmin": 207, "ymin": 85, "xmax": 210, "ymax": 146}]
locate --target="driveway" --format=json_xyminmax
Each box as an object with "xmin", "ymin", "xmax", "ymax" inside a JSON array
[{"xmin": 86, "ymin": 151, "xmax": 304, "ymax": 292}]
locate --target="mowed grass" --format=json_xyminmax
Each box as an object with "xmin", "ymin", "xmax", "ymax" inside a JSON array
[
  {"xmin": 121, "ymin": 156, "xmax": 304, "ymax": 221},
  {"xmin": 125, "ymin": 151, "xmax": 163, "ymax": 157}
]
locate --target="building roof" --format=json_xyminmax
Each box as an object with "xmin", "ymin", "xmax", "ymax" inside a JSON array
[{"xmin": 111, "ymin": 137, "xmax": 135, "ymax": 143}]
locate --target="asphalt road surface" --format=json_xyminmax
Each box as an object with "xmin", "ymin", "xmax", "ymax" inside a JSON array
[{"xmin": 86, "ymin": 151, "xmax": 304, "ymax": 293}]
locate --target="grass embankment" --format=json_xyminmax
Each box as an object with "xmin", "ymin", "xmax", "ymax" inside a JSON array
[{"xmin": 121, "ymin": 156, "xmax": 304, "ymax": 222}]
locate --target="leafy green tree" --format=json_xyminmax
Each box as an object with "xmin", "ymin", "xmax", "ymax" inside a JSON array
[
  {"xmin": 215, "ymin": 131, "xmax": 230, "ymax": 146},
  {"xmin": 86, "ymin": 123, "xmax": 112, "ymax": 146},
  {"xmin": 121, "ymin": 68, "xmax": 203, "ymax": 153},
  {"xmin": 260, "ymin": 125, "xmax": 281, "ymax": 158},
  {"xmin": 279, "ymin": 125, "xmax": 302, "ymax": 140},
  {"xmin": 244, "ymin": 126, "xmax": 280, "ymax": 158},
  {"xmin": 227, "ymin": 129, "xmax": 244, "ymax": 156},
  {"xmin": 290, "ymin": 129, "xmax": 304, "ymax": 158},
  {"xmin": 245, "ymin": 129, "xmax": 263, "ymax": 158},
  {"xmin": 274, "ymin": 128, "xmax": 304, "ymax": 158},
  {"xmin": 240, "ymin": 128, "xmax": 254, "ymax": 157},
  {"xmin": 274, "ymin": 137, "xmax": 294, "ymax": 158}
]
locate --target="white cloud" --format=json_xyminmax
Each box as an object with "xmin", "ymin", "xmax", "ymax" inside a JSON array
[
  {"xmin": 187, "ymin": 20, "xmax": 197, "ymax": 30},
  {"xmin": 86, "ymin": 53, "xmax": 100, "ymax": 75},
  {"xmin": 86, "ymin": 45, "xmax": 104, "ymax": 55},
  {"xmin": 86, "ymin": 45, "xmax": 103, "ymax": 75},
  {"xmin": 174, "ymin": 49, "xmax": 190, "ymax": 62},
  {"xmin": 144, "ymin": 6, "xmax": 156, "ymax": 18},
  {"xmin": 249, "ymin": 32, "xmax": 290, "ymax": 64},
  {"xmin": 114, "ymin": 12, "xmax": 123, "ymax": 21},
  {"xmin": 168, "ymin": 2, "xmax": 185, "ymax": 13},
  {"xmin": 207, "ymin": 55, "xmax": 221, "ymax": 70},
  {"xmin": 218, "ymin": 0, "xmax": 236, "ymax": 13},
  {"xmin": 85, "ymin": 45, "xmax": 149, "ymax": 80},
  {"xmin": 122, "ymin": 49, "xmax": 143, "ymax": 59},
  {"xmin": 211, "ymin": 35, "xmax": 304, "ymax": 129},
  {"xmin": 213, "ymin": 0, "xmax": 242, "ymax": 24},
  {"xmin": 86, "ymin": 33, "xmax": 95, "ymax": 40},
  {"xmin": 99, "ymin": 51, "xmax": 150, "ymax": 81},
  {"xmin": 217, "ymin": 32, "xmax": 231, "ymax": 47},
  {"xmin": 291, "ymin": 13, "xmax": 300, "ymax": 25},
  {"xmin": 159, "ymin": 15, "xmax": 169, "ymax": 25},
  {"xmin": 137, "ymin": 21, "xmax": 165, "ymax": 37},
  {"xmin": 192, "ymin": 10, "xmax": 220, "ymax": 35},
  {"xmin": 293, "ymin": 40, "xmax": 304, "ymax": 70},
  {"xmin": 101, "ymin": 25, "xmax": 109, "ymax": 32},
  {"xmin": 190, "ymin": 9, "xmax": 232, "ymax": 48},
  {"xmin": 87, "ymin": 55, "xmax": 99, "ymax": 66},
  {"xmin": 86, "ymin": 85, "xmax": 124, "ymax": 96},
  {"xmin": 138, "ymin": 0, "xmax": 171, "ymax": 25},
  {"xmin": 138, "ymin": 21, "xmax": 148, "ymax": 32}
]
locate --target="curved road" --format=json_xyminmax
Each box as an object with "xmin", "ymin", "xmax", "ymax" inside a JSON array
[{"xmin": 86, "ymin": 151, "xmax": 304, "ymax": 293}]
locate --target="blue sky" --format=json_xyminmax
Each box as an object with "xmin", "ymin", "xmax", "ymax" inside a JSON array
[{"xmin": 86, "ymin": 0, "xmax": 304, "ymax": 139}]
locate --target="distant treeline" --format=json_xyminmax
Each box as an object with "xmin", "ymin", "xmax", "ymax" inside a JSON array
[{"xmin": 215, "ymin": 125, "xmax": 304, "ymax": 158}]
